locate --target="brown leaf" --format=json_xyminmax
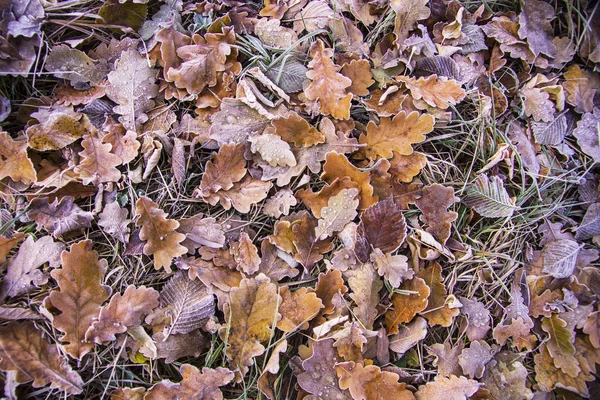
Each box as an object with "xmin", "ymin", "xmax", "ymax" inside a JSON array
[
  {"xmin": 563, "ymin": 65, "xmax": 597, "ymax": 113},
  {"xmin": 272, "ymin": 111, "xmax": 324, "ymax": 148},
  {"xmin": 231, "ymin": 231, "xmax": 261, "ymax": 275},
  {"xmin": 263, "ymin": 188, "xmax": 297, "ymax": 218},
  {"xmin": 204, "ymin": 175, "xmax": 272, "ymax": 214},
  {"xmin": 145, "ymin": 364, "xmax": 234, "ymax": 400},
  {"xmin": 385, "ymin": 276, "xmax": 430, "ymax": 334},
  {"xmin": 85, "ymin": 285, "xmax": 159, "ymax": 343},
  {"xmin": 387, "ymin": 152, "xmax": 427, "ymax": 183},
  {"xmin": 390, "ymin": 0, "xmax": 431, "ymax": 43},
  {"xmin": 26, "ymin": 112, "xmax": 94, "ymax": 151},
  {"xmin": 135, "ymin": 196, "xmax": 187, "ymax": 272},
  {"xmin": 106, "ymin": 48, "xmax": 159, "ymax": 131},
  {"xmin": 103, "ymin": 122, "xmax": 140, "ymax": 164},
  {"xmin": 458, "ymin": 340, "xmax": 496, "ymax": 379},
  {"xmin": 297, "ymin": 177, "xmax": 360, "ymax": 219},
  {"xmin": 359, "ymin": 111, "xmax": 434, "ymax": 160},
  {"xmin": 370, "ymin": 248, "xmax": 413, "ymax": 288},
  {"xmin": 584, "ymin": 311, "xmax": 600, "ymax": 348},
  {"xmin": 315, "ymin": 269, "xmax": 348, "ymax": 317},
  {"xmin": 323, "ymin": 152, "xmax": 378, "ymax": 210},
  {"xmin": 258, "ymin": 339, "xmax": 287, "ymax": 400},
  {"xmin": 415, "ymin": 184, "xmax": 458, "ymax": 246},
  {"xmin": 27, "ymin": 196, "xmax": 93, "ymax": 238},
  {"xmin": 336, "ymin": 361, "xmax": 415, "ymax": 400},
  {"xmin": 492, "ymin": 317, "xmax": 537, "ymax": 352},
  {"xmin": 209, "ymin": 99, "xmax": 270, "ymax": 146},
  {"xmin": 482, "ymin": 355, "xmax": 533, "ymax": 400},
  {"xmin": 517, "ymin": 0, "xmax": 556, "ymax": 57},
  {"xmin": 48, "ymin": 240, "xmax": 111, "ymax": 359},
  {"xmin": 341, "ymin": 59, "xmax": 374, "ymax": 97},
  {"xmin": 355, "ymin": 199, "xmax": 407, "ymax": 262},
  {"xmin": 0, "ymin": 132, "xmax": 36, "ymax": 184},
  {"xmin": 397, "ymin": 75, "xmax": 466, "ymax": 110},
  {"xmin": 257, "ymin": 240, "xmax": 299, "ymax": 282},
  {"xmin": 459, "ymin": 297, "xmax": 491, "ymax": 341},
  {"xmin": 154, "ymin": 330, "xmax": 209, "ymax": 364},
  {"xmin": 427, "ymin": 341, "xmax": 464, "ymax": 378},
  {"xmin": 296, "ymin": 338, "xmax": 351, "ymax": 399},
  {"xmin": 220, "ymin": 274, "xmax": 280, "ymax": 381},
  {"xmin": 315, "ymin": 188, "xmax": 359, "ymax": 240},
  {"xmin": 0, "ymin": 321, "xmax": 83, "ymax": 395},
  {"xmin": 249, "ymin": 133, "xmax": 297, "ymax": 167},
  {"xmin": 416, "ymin": 262, "xmax": 459, "ymax": 327},
  {"xmin": 291, "ymin": 212, "xmax": 335, "ymax": 270},
  {"xmin": 98, "ymin": 201, "xmax": 131, "ymax": 243},
  {"xmin": 166, "ymin": 28, "xmax": 238, "ymax": 96},
  {"xmin": 194, "ymin": 143, "xmax": 246, "ymax": 197},
  {"xmin": 177, "ymin": 215, "xmax": 225, "ymax": 252},
  {"xmin": 363, "ymin": 87, "xmax": 407, "ymax": 117},
  {"xmin": 111, "ymin": 387, "xmax": 146, "ymax": 400},
  {"xmin": 0, "ymin": 232, "xmax": 23, "ymax": 265},
  {"xmin": 541, "ymin": 314, "xmax": 579, "ymax": 377},
  {"xmin": 389, "ymin": 316, "xmax": 428, "ymax": 356},
  {"xmin": 333, "ymin": 322, "xmax": 367, "ymax": 362},
  {"xmin": 277, "ymin": 287, "xmax": 323, "ymax": 332},
  {"xmin": 305, "ymin": 40, "xmax": 352, "ymax": 119},
  {"xmin": 415, "ymin": 375, "xmax": 480, "ymax": 400},
  {"xmin": 171, "ymin": 137, "xmax": 186, "ymax": 186},
  {"xmin": 0, "ymin": 235, "xmax": 63, "ymax": 301},
  {"xmin": 348, "ymin": 263, "xmax": 383, "ymax": 330},
  {"xmin": 534, "ymin": 344, "xmax": 589, "ymax": 397},
  {"xmin": 573, "ymin": 108, "xmax": 600, "ymax": 162}
]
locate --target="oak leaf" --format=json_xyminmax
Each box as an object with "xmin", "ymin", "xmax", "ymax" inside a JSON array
[
  {"xmin": 26, "ymin": 111, "xmax": 95, "ymax": 151},
  {"xmin": 315, "ymin": 269, "xmax": 348, "ymax": 317},
  {"xmin": 0, "ymin": 232, "xmax": 23, "ymax": 265},
  {"xmin": 390, "ymin": 0, "xmax": 431, "ymax": 43},
  {"xmin": 231, "ymin": 231, "xmax": 261, "ymax": 275},
  {"xmin": 135, "ymin": 196, "xmax": 187, "ymax": 272},
  {"xmin": 397, "ymin": 75, "xmax": 466, "ymax": 110},
  {"xmin": 257, "ymin": 240, "xmax": 299, "ymax": 282},
  {"xmin": 415, "ymin": 375, "xmax": 480, "ymax": 400},
  {"xmin": 305, "ymin": 40, "xmax": 352, "ymax": 119},
  {"xmin": 493, "ymin": 317, "xmax": 537, "ymax": 352},
  {"xmin": 359, "ymin": 111, "xmax": 434, "ymax": 160},
  {"xmin": 291, "ymin": 212, "xmax": 335, "ymax": 270},
  {"xmin": 177, "ymin": 214, "xmax": 225, "ymax": 252},
  {"xmin": 258, "ymin": 340, "xmax": 287, "ymax": 400},
  {"xmin": 145, "ymin": 364, "xmax": 234, "ymax": 400},
  {"xmin": 534, "ymin": 344, "xmax": 589, "ymax": 397},
  {"xmin": 209, "ymin": 99, "xmax": 271, "ymax": 146},
  {"xmin": 263, "ymin": 188, "xmax": 297, "ymax": 218},
  {"xmin": 0, "ymin": 321, "xmax": 83, "ymax": 395},
  {"xmin": 194, "ymin": 143, "xmax": 246, "ymax": 197},
  {"xmin": 355, "ymin": 199, "xmax": 407, "ymax": 262},
  {"xmin": 427, "ymin": 341, "xmax": 464, "ymax": 377},
  {"xmin": 48, "ymin": 240, "xmax": 111, "ymax": 359},
  {"xmin": 315, "ymin": 188, "xmax": 359, "ymax": 240},
  {"xmin": 106, "ymin": 48, "xmax": 159, "ymax": 131},
  {"xmin": 271, "ymin": 111, "xmax": 324, "ymax": 147},
  {"xmin": 348, "ymin": 263, "xmax": 383, "ymax": 330},
  {"xmin": 482, "ymin": 357, "xmax": 533, "ymax": 400},
  {"xmin": 416, "ymin": 262, "xmax": 460, "ymax": 327},
  {"xmin": 0, "ymin": 132, "xmax": 36, "ymax": 184},
  {"xmin": 336, "ymin": 361, "xmax": 415, "ymax": 400},
  {"xmin": 388, "ymin": 152, "xmax": 427, "ymax": 183},
  {"xmin": 103, "ymin": 123, "xmax": 140, "ymax": 164},
  {"xmin": 204, "ymin": 175, "xmax": 272, "ymax": 214},
  {"xmin": 370, "ymin": 248, "xmax": 413, "ymax": 288},
  {"xmin": 541, "ymin": 314, "xmax": 579, "ymax": 377},
  {"xmin": 322, "ymin": 152, "xmax": 378, "ymax": 210},
  {"xmin": 563, "ymin": 65, "xmax": 597, "ymax": 113},
  {"xmin": 584, "ymin": 311, "xmax": 600, "ymax": 348},
  {"xmin": 0, "ymin": 235, "xmax": 64, "ymax": 301},
  {"xmin": 249, "ymin": 133, "xmax": 297, "ymax": 167},
  {"xmin": 85, "ymin": 285, "xmax": 159, "ymax": 343},
  {"xmin": 98, "ymin": 201, "xmax": 131, "ymax": 244},
  {"xmin": 297, "ymin": 177, "xmax": 360, "ymax": 219},
  {"xmin": 459, "ymin": 297, "xmax": 491, "ymax": 341},
  {"xmin": 74, "ymin": 134, "xmax": 123, "ymax": 185},
  {"xmin": 517, "ymin": 0, "xmax": 556, "ymax": 57},
  {"xmin": 333, "ymin": 322, "xmax": 367, "ymax": 362},
  {"xmin": 154, "ymin": 330, "xmax": 209, "ymax": 364},
  {"xmin": 458, "ymin": 340, "xmax": 496, "ymax": 379},
  {"xmin": 27, "ymin": 196, "xmax": 93, "ymax": 238},
  {"xmin": 341, "ymin": 59, "xmax": 374, "ymax": 97},
  {"xmin": 415, "ymin": 184, "xmax": 458, "ymax": 246},
  {"xmin": 111, "ymin": 387, "xmax": 146, "ymax": 400},
  {"xmin": 45, "ymin": 44, "xmax": 103, "ymax": 86},
  {"xmin": 389, "ymin": 316, "xmax": 428, "ymax": 356},
  {"xmin": 385, "ymin": 277, "xmax": 430, "ymax": 334},
  {"xmin": 220, "ymin": 274, "xmax": 280, "ymax": 381},
  {"xmin": 573, "ymin": 108, "xmax": 600, "ymax": 162},
  {"xmin": 277, "ymin": 287, "xmax": 323, "ymax": 332}
]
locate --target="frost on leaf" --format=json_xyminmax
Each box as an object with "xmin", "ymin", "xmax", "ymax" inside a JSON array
[
  {"xmin": 359, "ymin": 111, "xmax": 433, "ymax": 160},
  {"xmin": 314, "ymin": 188, "xmax": 359, "ymax": 240},
  {"xmin": 86, "ymin": 285, "xmax": 159, "ymax": 343},
  {"xmin": 249, "ymin": 133, "xmax": 297, "ymax": 167},
  {"xmin": 397, "ymin": 75, "xmax": 466, "ymax": 110},
  {"xmin": 390, "ymin": 0, "xmax": 431, "ymax": 43},
  {"xmin": 0, "ymin": 132, "xmax": 36, "ymax": 184},
  {"xmin": 194, "ymin": 143, "xmax": 246, "ymax": 198},
  {"xmin": 427, "ymin": 341, "xmax": 463, "ymax": 378},
  {"xmin": 541, "ymin": 239, "xmax": 580, "ymax": 279},
  {"xmin": 74, "ymin": 134, "xmax": 123, "ymax": 185},
  {"xmin": 48, "ymin": 240, "xmax": 111, "ymax": 359},
  {"xmin": 415, "ymin": 375, "xmax": 480, "ymax": 400},
  {"xmin": 304, "ymin": 40, "xmax": 352, "ymax": 119},
  {"xmin": 540, "ymin": 314, "xmax": 579, "ymax": 377},
  {"xmin": 458, "ymin": 340, "xmax": 496, "ymax": 379},
  {"xmin": 336, "ymin": 361, "xmax": 415, "ymax": 400},
  {"xmin": 231, "ymin": 231, "xmax": 261, "ymax": 275},
  {"xmin": 416, "ymin": 262, "xmax": 459, "ymax": 327},
  {"xmin": 277, "ymin": 287, "xmax": 323, "ymax": 332},
  {"xmin": 0, "ymin": 235, "xmax": 64, "ymax": 302},
  {"xmin": 263, "ymin": 189, "xmax": 297, "ymax": 218},
  {"xmin": 204, "ymin": 175, "xmax": 272, "ymax": 214},
  {"xmin": 575, "ymin": 203, "xmax": 600, "ymax": 240},
  {"xmin": 415, "ymin": 184, "xmax": 458, "ymax": 246},
  {"xmin": 370, "ymin": 248, "xmax": 413, "ymax": 288},
  {"xmin": 220, "ymin": 274, "xmax": 280, "ymax": 381},
  {"xmin": 0, "ymin": 321, "xmax": 83, "ymax": 395},
  {"xmin": 389, "ymin": 316, "xmax": 428, "ymax": 356},
  {"xmin": 322, "ymin": 152, "xmax": 378, "ymax": 210},
  {"xmin": 517, "ymin": 0, "xmax": 556, "ymax": 58},
  {"xmin": 26, "ymin": 112, "xmax": 95, "ymax": 151},
  {"xmin": 573, "ymin": 108, "xmax": 600, "ymax": 162},
  {"xmin": 27, "ymin": 196, "xmax": 93, "ymax": 238},
  {"xmin": 106, "ymin": 48, "xmax": 159, "ymax": 131},
  {"xmin": 348, "ymin": 263, "xmax": 383, "ymax": 330},
  {"xmin": 272, "ymin": 111, "xmax": 324, "ymax": 147},
  {"xmin": 385, "ymin": 277, "xmax": 430, "ymax": 334},
  {"xmin": 135, "ymin": 196, "xmax": 187, "ymax": 272},
  {"xmin": 355, "ymin": 199, "xmax": 407, "ymax": 262},
  {"xmin": 291, "ymin": 211, "xmax": 335, "ymax": 270},
  {"xmin": 462, "ymin": 175, "xmax": 517, "ymax": 218},
  {"xmin": 98, "ymin": 201, "xmax": 131, "ymax": 244},
  {"xmin": 145, "ymin": 364, "xmax": 234, "ymax": 400},
  {"xmin": 45, "ymin": 45, "xmax": 103, "ymax": 86}
]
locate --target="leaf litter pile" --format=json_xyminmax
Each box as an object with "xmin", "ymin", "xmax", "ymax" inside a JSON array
[{"xmin": 0, "ymin": 0, "xmax": 600, "ymax": 398}]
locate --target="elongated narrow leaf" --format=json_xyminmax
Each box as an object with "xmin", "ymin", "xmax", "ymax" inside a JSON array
[{"xmin": 462, "ymin": 175, "xmax": 517, "ymax": 217}]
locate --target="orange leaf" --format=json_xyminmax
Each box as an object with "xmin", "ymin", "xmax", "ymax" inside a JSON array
[
  {"xmin": 359, "ymin": 111, "xmax": 434, "ymax": 160},
  {"xmin": 385, "ymin": 276, "xmax": 430, "ymax": 334},
  {"xmin": 388, "ymin": 152, "xmax": 427, "ymax": 183},
  {"xmin": 297, "ymin": 177, "xmax": 360, "ymax": 219},
  {"xmin": 194, "ymin": 143, "xmax": 246, "ymax": 197},
  {"xmin": 272, "ymin": 111, "xmax": 325, "ymax": 147},
  {"xmin": 135, "ymin": 196, "xmax": 187, "ymax": 272},
  {"xmin": 0, "ymin": 321, "xmax": 83, "ymax": 395},
  {"xmin": 277, "ymin": 287, "xmax": 323, "ymax": 332},
  {"xmin": 231, "ymin": 231, "xmax": 261, "ymax": 275},
  {"xmin": 315, "ymin": 269, "xmax": 348, "ymax": 316},
  {"xmin": 416, "ymin": 262, "xmax": 459, "ymax": 327},
  {"xmin": 48, "ymin": 240, "xmax": 111, "ymax": 359},
  {"xmin": 0, "ymin": 132, "xmax": 36, "ymax": 184},
  {"xmin": 397, "ymin": 75, "xmax": 466, "ymax": 110},
  {"xmin": 322, "ymin": 152, "xmax": 378, "ymax": 210},
  {"xmin": 0, "ymin": 232, "xmax": 23, "ymax": 265},
  {"xmin": 336, "ymin": 361, "xmax": 415, "ymax": 400},
  {"xmin": 145, "ymin": 364, "xmax": 234, "ymax": 400},
  {"xmin": 74, "ymin": 134, "xmax": 123, "ymax": 185},
  {"xmin": 305, "ymin": 40, "xmax": 352, "ymax": 119},
  {"xmin": 415, "ymin": 375, "xmax": 480, "ymax": 400},
  {"xmin": 341, "ymin": 59, "xmax": 374, "ymax": 97},
  {"xmin": 563, "ymin": 65, "xmax": 597, "ymax": 113},
  {"xmin": 204, "ymin": 175, "xmax": 272, "ymax": 214}
]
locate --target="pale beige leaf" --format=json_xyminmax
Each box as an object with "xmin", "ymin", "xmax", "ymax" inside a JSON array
[
  {"xmin": 98, "ymin": 201, "xmax": 131, "ymax": 243},
  {"xmin": 389, "ymin": 316, "xmax": 428, "ymax": 356},
  {"xmin": 249, "ymin": 133, "xmax": 297, "ymax": 167},
  {"xmin": 415, "ymin": 375, "xmax": 480, "ymax": 400},
  {"xmin": 315, "ymin": 188, "xmax": 359, "ymax": 240}
]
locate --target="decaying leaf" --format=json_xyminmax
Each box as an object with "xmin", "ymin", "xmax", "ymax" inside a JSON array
[
  {"xmin": 355, "ymin": 199, "xmax": 407, "ymax": 262},
  {"xmin": 416, "ymin": 262, "xmax": 459, "ymax": 327},
  {"xmin": 370, "ymin": 248, "xmax": 413, "ymax": 288},
  {"xmin": 86, "ymin": 285, "xmax": 159, "ymax": 343},
  {"xmin": 45, "ymin": 45, "xmax": 103, "ymax": 86},
  {"xmin": 462, "ymin": 175, "xmax": 517, "ymax": 218},
  {"xmin": 573, "ymin": 108, "xmax": 600, "ymax": 162},
  {"xmin": 0, "ymin": 132, "xmax": 36, "ymax": 184},
  {"xmin": 220, "ymin": 274, "xmax": 280, "ymax": 381},
  {"xmin": 74, "ymin": 134, "xmax": 123, "ymax": 185},
  {"xmin": 177, "ymin": 215, "xmax": 225, "ymax": 252},
  {"xmin": 540, "ymin": 314, "xmax": 579, "ymax": 377},
  {"xmin": 575, "ymin": 203, "xmax": 600, "ymax": 240},
  {"xmin": 542, "ymin": 239, "xmax": 581, "ymax": 279},
  {"xmin": 271, "ymin": 112, "xmax": 324, "ymax": 148},
  {"xmin": 48, "ymin": 240, "xmax": 111, "ymax": 359},
  {"xmin": 258, "ymin": 340, "xmax": 287, "ymax": 400},
  {"xmin": 231, "ymin": 231, "xmax": 261, "ymax": 275},
  {"xmin": 386, "ymin": 277, "xmax": 430, "ymax": 334},
  {"xmin": 415, "ymin": 184, "xmax": 458, "ymax": 246},
  {"xmin": 427, "ymin": 341, "xmax": 464, "ymax": 378},
  {"xmin": 145, "ymin": 364, "xmax": 234, "ymax": 400},
  {"xmin": 27, "ymin": 196, "xmax": 93, "ymax": 238},
  {"xmin": 135, "ymin": 196, "xmax": 187, "ymax": 272},
  {"xmin": 0, "ymin": 321, "xmax": 83, "ymax": 395},
  {"xmin": 291, "ymin": 212, "xmax": 335, "ymax": 270},
  {"xmin": 348, "ymin": 263, "xmax": 383, "ymax": 330},
  {"xmin": 483, "ymin": 355, "xmax": 534, "ymax": 400},
  {"xmin": 336, "ymin": 361, "xmax": 415, "ymax": 400},
  {"xmin": 263, "ymin": 189, "xmax": 297, "ymax": 218},
  {"xmin": 390, "ymin": 0, "xmax": 431, "ymax": 43},
  {"xmin": 397, "ymin": 75, "xmax": 466, "ymax": 110},
  {"xmin": 458, "ymin": 340, "xmax": 496, "ymax": 379},
  {"xmin": 249, "ymin": 133, "xmax": 296, "ymax": 167}
]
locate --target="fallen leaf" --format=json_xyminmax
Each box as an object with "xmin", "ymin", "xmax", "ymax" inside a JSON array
[
  {"xmin": 333, "ymin": 322, "xmax": 367, "ymax": 362},
  {"xmin": 482, "ymin": 356, "xmax": 533, "ymax": 400},
  {"xmin": 314, "ymin": 188, "xmax": 359, "ymax": 240},
  {"xmin": 177, "ymin": 215, "xmax": 225, "ymax": 252},
  {"xmin": 389, "ymin": 316, "xmax": 428, "ymax": 356},
  {"xmin": 86, "ymin": 285, "xmax": 159, "ymax": 343},
  {"xmin": 0, "ymin": 232, "xmax": 23, "ymax": 265},
  {"xmin": 103, "ymin": 122, "xmax": 140, "ymax": 164},
  {"xmin": 98, "ymin": 201, "xmax": 131, "ymax": 243},
  {"xmin": 45, "ymin": 45, "xmax": 103, "ymax": 86},
  {"xmin": 459, "ymin": 297, "xmax": 491, "ymax": 341},
  {"xmin": 75, "ymin": 134, "xmax": 123, "ymax": 185},
  {"xmin": 145, "ymin": 364, "xmax": 234, "ymax": 400},
  {"xmin": 458, "ymin": 340, "xmax": 496, "ymax": 379},
  {"xmin": 27, "ymin": 196, "xmax": 93, "ymax": 238},
  {"xmin": 0, "ymin": 132, "xmax": 36, "ymax": 184},
  {"xmin": 534, "ymin": 344, "xmax": 589, "ymax": 397},
  {"xmin": 348, "ymin": 263, "xmax": 383, "ymax": 330},
  {"xmin": 390, "ymin": 0, "xmax": 431, "ymax": 43},
  {"xmin": 263, "ymin": 188, "xmax": 297, "ymax": 218},
  {"xmin": 272, "ymin": 112, "xmax": 324, "ymax": 147},
  {"xmin": 517, "ymin": 0, "xmax": 556, "ymax": 57},
  {"xmin": 48, "ymin": 240, "xmax": 111, "ymax": 359},
  {"xmin": 415, "ymin": 184, "xmax": 458, "ymax": 246},
  {"xmin": 355, "ymin": 199, "xmax": 407, "ymax": 262},
  {"xmin": 427, "ymin": 341, "xmax": 464, "ymax": 377},
  {"xmin": 0, "ymin": 321, "xmax": 83, "ymax": 395},
  {"xmin": 541, "ymin": 314, "xmax": 580, "ymax": 377},
  {"xmin": 277, "ymin": 287, "xmax": 323, "ymax": 332},
  {"xmin": 257, "ymin": 240, "xmax": 299, "ymax": 282},
  {"xmin": 341, "ymin": 59, "xmax": 374, "ymax": 97},
  {"xmin": 0, "ymin": 236, "xmax": 63, "ymax": 302},
  {"xmin": 542, "ymin": 239, "xmax": 580, "ymax": 279},
  {"xmin": 385, "ymin": 277, "xmax": 430, "ymax": 334},
  {"xmin": 370, "ymin": 248, "xmax": 413, "ymax": 288},
  {"xmin": 358, "ymin": 111, "xmax": 434, "ymax": 160},
  {"xmin": 231, "ymin": 231, "xmax": 261, "ymax": 275},
  {"xmin": 220, "ymin": 274, "xmax": 280, "ymax": 381},
  {"xmin": 258, "ymin": 340, "xmax": 287, "ymax": 400},
  {"xmin": 583, "ymin": 311, "xmax": 600, "ymax": 348},
  {"xmin": 154, "ymin": 330, "xmax": 209, "ymax": 364},
  {"xmin": 249, "ymin": 133, "xmax": 297, "ymax": 167},
  {"xmin": 415, "ymin": 375, "xmax": 480, "ymax": 400},
  {"xmin": 204, "ymin": 175, "xmax": 272, "ymax": 213},
  {"xmin": 397, "ymin": 75, "xmax": 466, "ymax": 110},
  {"xmin": 575, "ymin": 203, "xmax": 600, "ymax": 240},
  {"xmin": 305, "ymin": 40, "xmax": 352, "ymax": 119},
  {"xmin": 315, "ymin": 269, "xmax": 348, "ymax": 317},
  {"xmin": 573, "ymin": 108, "xmax": 600, "ymax": 162},
  {"xmin": 291, "ymin": 212, "xmax": 335, "ymax": 270},
  {"xmin": 111, "ymin": 387, "xmax": 146, "ymax": 400},
  {"xmin": 135, "ymin": 196, "xmax": 187, "ymax": 272},
  {"xmin": 297, "ymin": 177, "xmax": 361, "ymax": 219},
  {"xmin": 416, "ymin": 262, "xmax": 459, "ymax": 327},
  {"xmin": 106, "ymin": 48, "xmax": 159, "ymax": 131},
  {"xmin": 292, "ymin": 1, "xmax": 333, "ymax": 32},
  {"xmin": 462, "ymin": 175, "xmax": 517, "ymax": 218},
  {"xmin": 336, "ymin": 361, "xmax": 415, "ymax": 400},
  {"xmin": 563, "ymin": 65, "xmax": 597, "ymax": 113},
  {"xmin": 532, "ymin": 113, "xmax": 568, "ymax": 145},
  {"xmin": 387, "ymin": 152, "xmax": 428, "ymax": 183}
]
